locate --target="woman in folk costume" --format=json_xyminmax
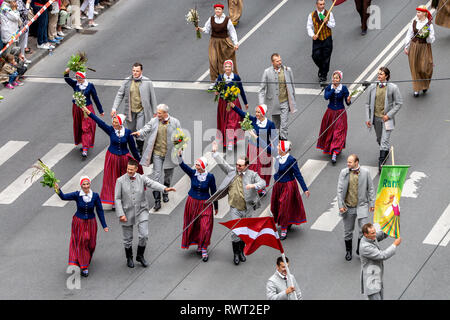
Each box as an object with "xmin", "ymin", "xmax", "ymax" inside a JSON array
[
  {"xmin": 215, "ymin": 59, "xmax": 248, "ymax": 151},
  {"xmin": 432, "ymin": 0, "xmax": 450, "ymax": 28},
  {"xmin": 81, "ymin": 107, "xmax": 143, "ymax": 208},
  {"xmin": 271, "ymin": 141, "xmax": 310, "ymax": 240},
  {"xmin": 64, "ymin": 68, "xmax": 104, "ymax": 158},
  {"xmin": 196, "ymin": 3, "xmax": 239, "ymax": 89},
  {"xmin": 316, "ymin": 70, "xmax": 351, "ymax": 165},
  {"xmin": 404, "ymin": 6, "xmax": 435, "ymax": 97},
  {"xmin": 230, "ymin": 103, "xmax": 276, "ymax": 195},
  {"xmin": 177, "ymin": 150, "xmax": 218, "ymax": 262},
  {"xmin": 54, "ymin": 176, "xmax": 109, "ymax": 278}
]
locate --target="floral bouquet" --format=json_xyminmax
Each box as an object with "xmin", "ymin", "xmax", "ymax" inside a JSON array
[
  {"xmin": 239, "ymin": 113, "xmax": 254, "ymax": 131},
  {"xmin": 73, "ymin": 91, "xmax": 88, "ymax": 118},
  {"xmin": 222, "ymin": 84, "xmax": 241, "ymax": 111},
  {"xmin": 173, "ymin": 128, "xmax": 190, "ymax": 152},
  {"xmin": 66, "ymin": 51, "xmax": 88, "ymax": 73},
  {"xmin": 207, "ymin": 80, "xmax": 226, "ymax": 102},
  {"xmin": 349, "ymin": 87, "xmax": 364, "ymax": 97},
  {"xmin": 417, "ymin": 25, "xmax": 430, "ymax": 39},
  {"xmin": 186, "ymin": 7, "xmax": 201, "ymax": 39},
  {"xmin": 26, "ymin": 159, "xmax": 60, "ymax": 194}
]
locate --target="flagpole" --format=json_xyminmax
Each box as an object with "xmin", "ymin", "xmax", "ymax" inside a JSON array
[
  {"xmin": 391, "ymin": 146, "xmax": 395, "ymax": 165},
  {"xmin": 280, "ymin": 250, "xmax": 298, "ymax": 300},
  {"xmin": 315, "ymin": 0, "xmax": 337, "ymax": 38}
]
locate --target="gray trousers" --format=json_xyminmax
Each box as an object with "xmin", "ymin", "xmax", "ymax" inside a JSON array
[
  {"xmin": 229, "ymin": 206, "xmax": 251, "ymax": 242},
  {"xmin": 342, "ymin": 207, "xmax": 370, "ymax": 241},
  {"xmin": 122, "ymin": 221, "xmax": 148, "ymax": 248},
  {"xmin": 271, "ymin": 101, "xmax": 289, "ymax": 140},
  {"xmin": 373, "ymin": 116, "xmax": 392, "ymax": 151},
  {"xmin": 127, "ymin": 111, "xmax": 145, "ymax": 141},
  {"xmin": 151, "ymin": 154, "xmax": 174, "ymax": 191},
  {"xmin": 367, "ymin": 290, "xmax": 383, "ymax": 300}
]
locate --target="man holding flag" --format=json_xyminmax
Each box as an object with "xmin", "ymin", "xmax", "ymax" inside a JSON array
[{"xmin": 266, "ymin": 256, "xmax": 303, "ymax": 300}]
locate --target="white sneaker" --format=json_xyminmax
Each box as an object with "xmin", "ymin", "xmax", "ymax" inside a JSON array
[
  {"xmin": 89, "ymin": 22, "xmax": 99, "ymax": 27},
  {"xmin": 46, "ymin": 43, "xmax": 56, "ymax": 49},
  {"xmin": 24, "ymin": 59, "xmax": 31, "ymax": 64},
  {"xmin": 95, "ymin": 5, "xmax": 104, "ymax": 9},
  {"xmin": 37, "ymin": 43, "xmax": 50, "ymax": 49},
  {"xmin": 93, "ymin": 10, "xmax": 99, "ymax": 15},
  {"xmin": 63, "ymin": 25, "xmax": 72, "ymax": 30},
  {"xmin": 74, "ymin": 26, "xmax": 83, "ymax": 30},
  {"xmin": 57, "ymin": 31, "xmax": 65, "ymax": 37}
]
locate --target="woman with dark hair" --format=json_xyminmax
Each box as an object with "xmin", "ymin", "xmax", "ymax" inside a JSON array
[
  {"xmin": 54, "ymin": 176, "xmax": 109, "ymax": 277},
  {"xmin": 317, "ymin": 70, "xmax": 351, "ymax": 164}
]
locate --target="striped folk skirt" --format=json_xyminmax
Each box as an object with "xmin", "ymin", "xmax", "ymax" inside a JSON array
[
  {"xmin": 208, "ymin": 37, "xmax": 238, "ymax": 82},
  {"xmin": 247, "ymin": 143, "xmax": 272, "ymax": 188},
  {"xmin": 68, "ymin": 216, "xmax": 97, "ymax": 270},
  {"xmin": 316, "ymin": 108, "xmax": 347, "ymax": 155},
  {"xmin": 72, "ymin": 103, "xmax": 96, "ymax": 149},
  {"xmin": 408, "ymin": 41, "xmax": 433, "ymax": 92},
  {"xmin": 270, "ymin": 179, "xmax": 307, "ymax": 230},
  {"xmin": 181, "ymin": 196, "xmax": 214, "ymax": 250},
  {"xmin": 217, "ymin": 97, "xmax": 244, "ymax": 147},
  {"xmin": 101, "ymin": 151, "xmax": 143, "ymax": 205}
]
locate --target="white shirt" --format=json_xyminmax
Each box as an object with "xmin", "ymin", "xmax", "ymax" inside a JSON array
[
  {"xmin": 256, "ymin": 117, "xmax": 268, "ymax": 128},
  {"xmin": 115, "ymin": 126, "xmax": 125, "ymax": 137},
  {"xmin": 77, "ymin": 80, "xmax": 88, "ymax": 90},
  {"xmin": 223, "ymin": 72, "xmax": 234, "ymax": 83},
  {"xmin": 332, "ymin": 84, "xmax": 343, "ymax": 93},
  {"xmin": 79, "ymin": 189, "xmax": 93, "ymax": 203},
  {"xmin": 306, "ymin": 10, "xmax": 336, "ymax": 38},
  {"xmin": 195, "ymin": 170, "xmax": 208, "ymax": 182},
  {"xmin": 202, "ymin": 13, "xmax": 239, "ymax": 46},
  {"xmin": 277, "ymin": 153, "xmax": 290, "ymax": 165},
  {"xmin": 404, "ymin": 18, "xmax": 435, "ymax": 49}
]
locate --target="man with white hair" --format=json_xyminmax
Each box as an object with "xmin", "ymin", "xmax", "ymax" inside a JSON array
[{"xmin": 132, "ymin": 104, "xmax": 181, "ymax": 211}]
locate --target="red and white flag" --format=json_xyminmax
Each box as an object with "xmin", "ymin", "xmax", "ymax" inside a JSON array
[
  {"xmin": 334, "ymin": 0, "xmax": 347, "ymax": 5},
  {"xmin": 220, "ymin": 217, "xmax": 284, "ymax": 255}
]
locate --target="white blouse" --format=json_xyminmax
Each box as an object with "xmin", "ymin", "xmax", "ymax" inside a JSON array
[
  {"xmin": 405, "ymin": 18, "xmax": 435, "ymax": 49},
  {"xmin": 202, "ymin": 13, "xmax": 238, "ymax": 46}
]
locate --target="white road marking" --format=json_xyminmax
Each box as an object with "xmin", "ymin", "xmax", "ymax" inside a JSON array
[
  {"xmin": 402, "ymin": 171, "xmax": 427, "ymax": 198},
  {"xmin": 259, "ymin": 159, "xmax": 328, "ymax": 218},
  {"xmin": 310, "ymin": 166, "xmax": 378, "ymax": 232},
  {"xmin": 423, "ymin": 204, "xmax": 450, "ymax": 246},
  {"xmin": 0, "ymin": 141, "xmax": 28, "ymax": 167},
  {"xmin": 0, "ymin": 143, "xmax": 74, "ymax": 204}
]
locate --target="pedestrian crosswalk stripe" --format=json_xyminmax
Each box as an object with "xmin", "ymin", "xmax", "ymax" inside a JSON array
[
  {"xmin": 310, "ymin": 166, "xmax": 378, "ymax": 232},
  {"xmin": 0, "ymin": 143, "xmax": 75, "ymax": 205},
  {"xmin": 0, "ymin": 141, "xmax": 28, "ymax": 167},
  {"xmin": 423, "ymin": 203, "xmax": 450, "ymax": 246},
  {"xmin": 259, "ymin": 159, "xmax": 329, "ymax": 218}
]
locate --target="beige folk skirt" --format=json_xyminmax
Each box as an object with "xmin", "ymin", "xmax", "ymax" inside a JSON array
[
  {"xmin": 408, "ymin": 41, "xmax": 433, "ymax": 92},
  {"xmin": 228, "ymin": 0, "xmax": 243, "ymax": 25},
  {"xmin": 208, "ymin": 37, "xmax": 238, "ymax": 82},
  {"xmin": 436, "ymin": 0, "xmax": 450, "ymax": 28}
]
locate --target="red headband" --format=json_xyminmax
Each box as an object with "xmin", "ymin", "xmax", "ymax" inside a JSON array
[
  {"xmin": 214, "ymin": 4, "xmax": 224, "ymax": 9},
  {"xmin": 197, "ymin": 159, "xmax": 205, "ymax": 170},
  {"xmin": 281, "ymin": 140, "xmax": 286, "ymax": 152},
  {"xmin": 115, "ymin": 115, "xmax": 123, "ymax": 126},
  {"xmin": 416, "ymin": 7, "xmax": 432, "ymax": 21},
  {"xmin": 257, "ymin": 105, "xmax": 266, "ymax": 116},
  {"xmin": 80, "ymin": 178, "xmax": 90, "ymax": 186},
  {"xmin": 75, "ymin": 72, "xmax": 86, "ymax": 79}
]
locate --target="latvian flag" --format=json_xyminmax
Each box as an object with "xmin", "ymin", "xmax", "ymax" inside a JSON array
[{"xmin": 220, "ymin": 217, "xmax": 284, "ymax": 255}]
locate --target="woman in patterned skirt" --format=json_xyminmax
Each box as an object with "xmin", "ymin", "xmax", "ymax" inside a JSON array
[
  {"xmin": 64, "ymin": 68, "xmax": 104, "ymax": 158},
  {"xmin": 271, "ymin": 141, "xmax": 310, "ymax": 240},
  {"xmin": 177, "ymin": 149, "xmax": 218, "ymax": 262},
  {"xmin": 214, "ymin": 60, "xmax": 248, "ymax": 151},
  {"xmin": 316, "ymin": 70, "xmax": 351, "ymax": 164},
  {"xmin": 55, "ymin": 176, "xmax": 108, "ymax": 277},
  {"xmin": 81, "ymin": 107, "xmax": 142, "ymax": 208}
]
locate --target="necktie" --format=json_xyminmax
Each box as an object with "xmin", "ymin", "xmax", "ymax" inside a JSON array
[
  {"xmin": 379, "ymin": 83, "xmax": 385, "ymax": 88},
  {"xmin": 130, "ymin": 177, "xmax": 136, "ymax": 180}
]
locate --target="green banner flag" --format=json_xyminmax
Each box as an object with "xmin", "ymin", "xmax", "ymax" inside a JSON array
[{"xmin": 374, "ymin": 165, "xmax": 410, "ymax": 238}]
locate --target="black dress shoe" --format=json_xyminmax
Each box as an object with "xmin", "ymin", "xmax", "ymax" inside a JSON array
[
  {"xmin": 232, "ymin": 242, "xmax": 240, "ymax": 265},
  {"xmin": 238, "ymin": 241, "xmax": 246, "ymax": 262},
  {"xmin": 125, "ymin": 247, "xmax": 135, "ymax": 268},
  {"xmin": 414, "ymin": 92, "xmax": 419, "ymax": 97},
  {"xmin": 345, "ymin": 251, "xmax": 352, "ymax": 261},
  {"xmin": 136, "ymin": 245, "xmax": 149, "ymax": 267},
  {"xmin": 361, "ymin": 29, "xmax": 367, "ymax": 36},
  {"xmin": 202, "ymin": 253, "xmax": 209, "ymax": 262},
  {"xmin": 423, "ymin": 89, "xmax": 427, "ymax": 94},
  {"xmin": 345, "ymin": 240, "xmax": 352, "ymax": 261},
  {"xmin": 153, "ymin": 191, "xmax": 161, "ymax": 211},
  {"xmin": 81, "ymin": 269, "xmax": 89, "ymax": 277}
]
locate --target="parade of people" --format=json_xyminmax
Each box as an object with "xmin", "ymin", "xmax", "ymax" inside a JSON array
[{"xmin": 4, "ymin": 0, "xmax": 450, "ymax": 303}]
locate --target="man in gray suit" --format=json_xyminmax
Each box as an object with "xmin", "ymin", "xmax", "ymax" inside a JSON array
[
  {"xmin": 365, "ymin": 66, "xmax": 403, "ymax": 172},
  {"xmin": 210, "ymin": 140, "xmax": 266, "ymax": 265},
  {"xmin": 258, "ymin": 53, "xmax": 297, "ymax": 140},
  {"xmin": 360, "ymin": 223, "xmax": 402, "ymax": 300},
  {"xmin": 266, "ymin": 256, "xmax": 303, "ymax": 300},
  {"xmin": 111, "ymin": 62, "xmax": 158, "ymax": 155},
  {"xmin": 337, "ymin": 154, "xmax": 375, "ymax": 261},
  {"xmin": 115, "ymin": 159, "xmax": 176, "ymax": 268},
  {"xmin": 132, "ymin": 104, "xmax": 181, "ymax": 211}
]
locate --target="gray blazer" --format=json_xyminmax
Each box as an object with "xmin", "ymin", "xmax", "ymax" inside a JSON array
[
  {"xmin": 137, "ymin": 115, "xmax": 181, "ymax": 168},
  {"xmin": 112, "ymin": 76, "xmax": 157, "ymax": 124},
  {"xmin": 211, "ymin": 152, "xmax": 266, "ymax": 210},
  {"xmin": 266, "ymin": 271, "xmax": 302, "ymax": 300},
  {"xmin": 258, "ymin": 65, "xmax": 297, "ymax": 115},
  {"xmin": 360, "ymin": 231, "xmax": 396, "ymax": 296},
  {"xmin": 114, "ymin": 173, "xmax": 166, "ymax": 226},
  {"xmin": 337, "ymin": 167, "xmax": 375, "ymax": 219},
  {"xmin": 365, "ymin": 82, "xmax": 403, "ymax": 128}
]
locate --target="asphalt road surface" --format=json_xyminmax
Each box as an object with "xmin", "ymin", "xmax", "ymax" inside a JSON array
[{"xmin": 0, "ymin": 0, "xmax": 449, "ymax": 300}]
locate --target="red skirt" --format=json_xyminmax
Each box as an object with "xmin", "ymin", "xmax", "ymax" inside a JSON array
[
  {"xmin": 216, "ymin": 97, "xmax": 244, "ymax": 147},
  {"xmin": 72, "ymin": 103, "xmax": 96, "ymax": 149},
  {"xmin": 181, "ymin": 196, "xmax": 214, "ymax": 250},
  {"xmin": 270, "ymin": 180, "xmax": 307, "ymax": 229},
  {"xmin": 316, "ymin": 108, "xmax": 347, "ymax": 155},
  {"xmin": 101, "ymin": 151, "xmax": 143, "ymax": 205},
  {"xmin": 68, "ymin": 215, "xmax": 97, "ymax": 270},
  {"xmin": 247, "ymin": 144, "xmax": 272, "ymax": 188}
]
